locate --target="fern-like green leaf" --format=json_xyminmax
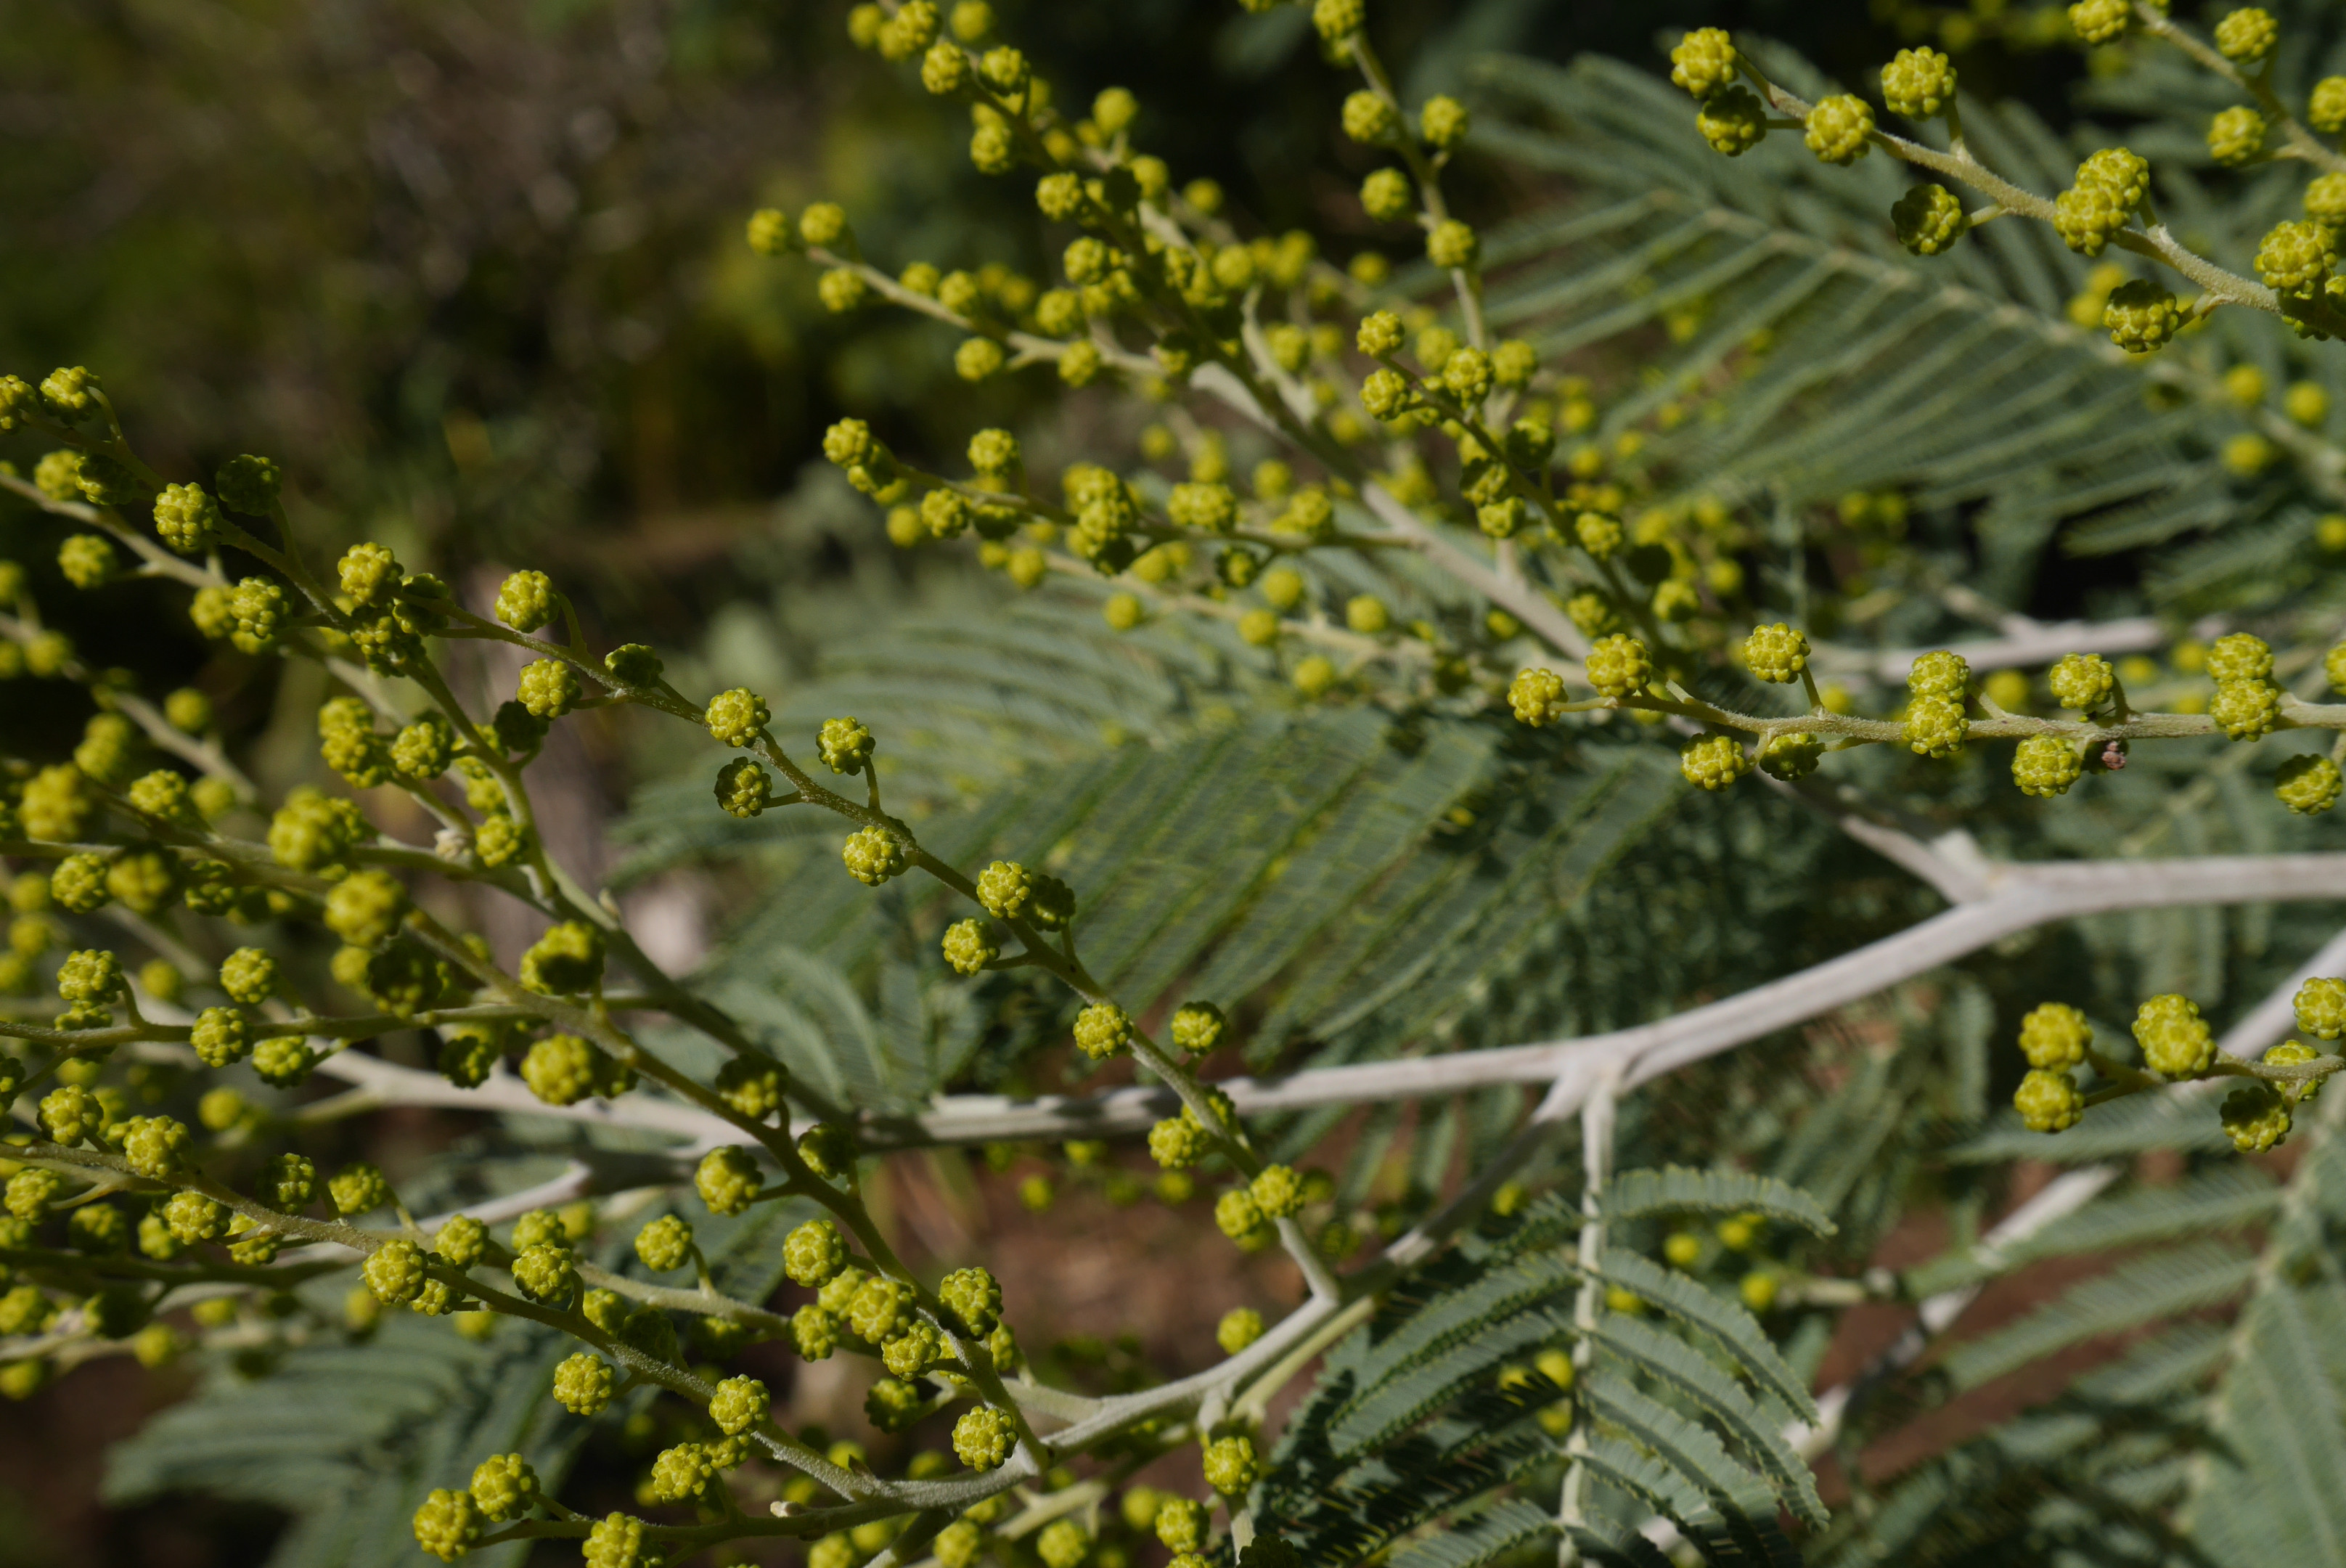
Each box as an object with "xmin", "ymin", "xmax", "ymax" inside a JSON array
[
  {"xmin": 1942, "ymin": 1240, "xmax": 2257, "ymax": 1390},
  {"xmin": 1267, "ymin": 1411, "xmax": 1555, "ymax": 1563},
  {"xmin": 1386, "ymin": 1498, "xmax": 1556, "ymax": 1568},
  {"xmin": 1585, "ymin": 1374, "xmax": 1779, "ymax": 1551},
  {"xmin": 1558, "ymin": 1522, "xmax": 1679, "ymax": 1568},
  {"xmin": 1468, "ymin": 49, "xmax": 2271, "ymax": 614},
  {"xmin": 1352, "ymin": 1249, "xmax": 1580, "ymax": 1392},
  {"xmin": 1950, "ymin": 1088, "xmax": 2232, "ymax": 1163},
  {"xmin": 1904, "ymin": 1164, "xmax": 2277, "ymax": 1299},
  {"xmin": 1575, "ymin": 1435, "xmax": 1725, "ymax": 1535},
  {"xmin": 1603, "ymin": 1167, "xmax": 1836, "ymax": 1237},
  {"xmin": 2188, "ymin": 1275, "xmax": 2346, "ymax": 1567},
  {"xmin": 1999, "ymin": 1164, "xmax": 2278, "ymax": 1266},
  {"xmin": 103, "ymin": 1314, "xmax": 577, "ymax": 1568},
  {"xmin": 1323, "ymin": 1307, "xmax": 1568, "ymax": 1466},
  {"xmin": 1592, "ymin": 1251, "xmax": 1816, "ymax": 1422},
  {"xmin": 1590, "ymin": 1314, "xmax": 1827, "ymax": 1526}
]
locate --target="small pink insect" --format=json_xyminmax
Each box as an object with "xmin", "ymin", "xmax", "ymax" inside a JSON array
[{"xmin": 2101, "ymin": 740, "xmax": 2128, "ymax": 771}]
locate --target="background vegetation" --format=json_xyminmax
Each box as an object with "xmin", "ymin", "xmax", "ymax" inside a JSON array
[{"xmin": 12, "ymin": 1, "xmax": 2346, "ymax": 1565}]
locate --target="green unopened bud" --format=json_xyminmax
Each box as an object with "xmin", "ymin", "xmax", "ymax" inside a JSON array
[
  {"xmin": 635, "ymin": 1214, "xmax": 695, "ymax": 1272},
  {"xmin": 1073, "ymin": 1002, "xmax": 1133, "ymax": 1060},
  {"xmin": 494, "ymin": 570, "xmax": 558, "ymax": 633},
  {"xmin": 553, "ymin": 1352, "xmax": 616, "ymax": 1413},
  {"xmin": 1201, "ymin": 1434, "xmax": 1259, "ymax": 1494},
  {"xmin": 715, "ymin": 757, "xmax": 771, "ymax": 819},
  {"xmin": 942, "ymin": 917, "xmax": 1000, "ymax": 974},
  {"xmin": 1037, "ymin": 172, "xmax": 1087, "ymax": 221},
  {"xmin": 922, "ymin": 41, "xmax": 970, "ymax": 94},
  {"xmin": 520, "ymin": 920, "xmax": 605, "ymax": 996},
  {"xmin": 953, "ymin": 1406, "xmax": 1013, "ymax": 1470},
  {"xmin": 1170, "ymin": 1000, "xmax": 1226, "ymax": 1054},
  {"xmin": 798, "ymin": 1121, "xmax": 857, "ymax": 1179},
  {"xmin": 1426, "ymin": 220, "xmax": 1478, "ymax": 271},
  {"xmin": 817, "ymin": 716, "xmax": 876, "ymax": 774},
  {"xmin": 705, "ymin": 687, "xmax": 769, "ymax": 748},
  {"xmin": 785, "ymin": 1219, "xmax": 849, "ymax": 1286},
  {"xmin": 1360, "ymin": 168, "xmax": 1413, "ymax": 222},
  {"xmin": 841, "ymin": 825, "xmax": 909, "ymax": 885},
  {"xmin": 218, "ymin": 947, "xmax": 278, "ymax": 1004},
  {"xmin": 257, "ymin": 1151, "xmax": 317, "ymax": 1211},
  {"xmin": 330, "ymin": 1162, "xmax": 391, "ymax": 1217},
  {"xmin": 38, "ymin": 365, "xmax": 102, "ymax": 417},
  {"xmin": 1803, "ymin": 94, "xmax": 1874, "ymax": 166},
  {"xmin": 57, "ymin": 534, "xmax": 116, "ymax": 589},
  {"xmin": 325, "ymin": 869, "xmax": 410, "ymax": 949},
  {"xmin": 1891, "ymin": 183, "xmax": 1968, "ymax": 256},
  {"xmin": 1312, "ymin": 0, "xmax": 1363, "ymax": 41},
  {"xmin": 1093, "ymin": 86, "xmax": 1137, "ymax": 134},
  {"xmin": 1669, "ymin": 28, "xmax": 1738, "ymax": 99},
  {"xmin": 709, "ymin": 1374, "xmax": 770, "ymax": 1437},
  {"xmin": 605, "ymin": 642, "xmax": 663, "ymax": 686},
  {"xmin": 51, "ymin": 853, "xmax": 112, "ymax": 914},
  {"xmin": 2215, "ymin": 7, "xmax": 2278, "ymax": 63},
  {"xmin": 1341, "ymin": 90, "xmax": 1398, "ymax": 144},
  {"xmin": 191, "ymin": 1007, "xmax": 251, "ymax": 1068},
  {"xmin": 436, "ymin": 1214, "xmax": 488, "ymax": 1267},
  {"xmin": 978, "ymin": 45, "xmax": 1028, "ymax": 93},
  {"xmin": 747, "ymin": 207, "xmax": 794, "ymax": 254},
  {"xmin": 0, "ymin": 377, "xmax": 35, "ymax": 431},
  {"xmin": 940, "ymin": 1265, "xmax": 1003, "ymax": 1336},
  {"xmin": 800, "ymin": 202, "xmax": 851, "ymax": 249},
  {"xmin": 55, "ymin": 947, "xmax": 121, "ymax": 1003},
  {"xmin": 517, "ymin": 658, "xmax": 581, "ymax": 720},
  {"xmin": 2209, "ymin": 105, "xmax": 2268, "ymax": 167},
  {"xmin": 1880, "ymin": 45, "xmax": 1956, "ymax": 118},
  {"xmin": 1420, "ymin": 95, "xmax": 1469, "ymax": 150},
  {"xmin": 215, "ymin": 454, "xmax": 282, "ymax": 515},
  {"xmin": 152, "ymin": 484, "xmax": 221, "ymax": 555}
]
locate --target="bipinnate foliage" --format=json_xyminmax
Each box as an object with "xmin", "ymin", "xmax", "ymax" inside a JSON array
[{"xmin": 11, "ymin": 3, "xmax": 2346, "ymax": 1567}]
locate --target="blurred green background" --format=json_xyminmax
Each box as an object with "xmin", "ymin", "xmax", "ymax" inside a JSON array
[{"xmin": 0, "ymin": 0, "xmax": 2091, "ymax": 1559}]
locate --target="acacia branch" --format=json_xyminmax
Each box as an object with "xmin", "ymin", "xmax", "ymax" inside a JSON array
[
  {"xmin": 1815, "ymin": 617, "xmax": 2172, "ymax": 686},
  {"xmin": 219, "ymin": 852, "xmax": 2346, "ymax": 1160},
  {"xmin": 2130, "ymin": 2, "xmax": 2346, "ymax": 180},
  {"xmin": 1554, "ymin": 1072, "xmax": 1618, "ymax": 1564},
  {"xmin": 1741, "ymin": 68, "xmax": 2346, "ymax": 333}
]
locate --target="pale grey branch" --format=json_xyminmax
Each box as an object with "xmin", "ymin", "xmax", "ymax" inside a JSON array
[{"xmin": 268, "ymin": 852, "xmax": 2346, "ymax": 1161}]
